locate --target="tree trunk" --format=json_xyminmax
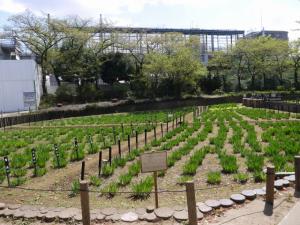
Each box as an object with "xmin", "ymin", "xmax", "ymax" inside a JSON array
[
  {"xmin": 251, "ymin": 74, "xmax": 255, "ymax": 90},
  {"xmin": 42, "ymin": 74, "xmax": 47, "ymax": 95},
  {"xmin": 294, "ymin": 67, "xmax": 299, "ymax": 89},
  {"xmin": 222, "ymin": 75, "xmax": 226, "ymax": 92},
  {"xmin": 237, "ymin": 74, "xmax": 241, "ymax": 91},
  {"xmin": 263, "ymin": 73, "xmax": 266, "ymax": 90}
]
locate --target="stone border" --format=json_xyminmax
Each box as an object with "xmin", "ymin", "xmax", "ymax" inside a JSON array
[{"xmin": 0, "ymin": 175, "xmax": 295, "ymax": 223}]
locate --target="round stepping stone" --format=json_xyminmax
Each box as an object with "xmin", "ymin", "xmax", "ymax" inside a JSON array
[
  {"xmin": 173, "ymin": 210, "xmax": 188, "ymax": 221},
  {"xmin": 118, "ymin": 209, "xmax": 134, "ymax": 214},
  {"xmin": 74, "ymin": 213, "xmax": 82, "ymax": 221},
  {"xmin": 144, "ymin": 212, "xmax": 159, "ymax": 222},
  {"xmin": 0, "ymin": 203, "xmax": 6, "ymax": 210},
  {"xmin": 102, "ymin": 208, "xmax": 117, "ymax": 216},
  {"xmin": 146, "ymin": 206, "xmax": 155, "ymax": 213},
  {"xmin": 241, "ymin": 190, "xmax": 256, "ymax": 200},
  {"xmin": 52, "ymin": 207, "xmax": 65, "ymax": 212},
  {"xmin": 205, "ymin": 200, "xmax": 221, "ymax": 209},
  {"xmin": 262, "ymin": 187, "xmax": 277, "ymax": 193},
  {"xmin": 230, "ymin": 194, "xmax": 246, "ymax": 204},
  {"xmin": 254, "ymin": 189, "xmax": 266, "ymax": 196},
  {"xmin": 219, "ymin": 199, "xmax": 234, "ymax": 207},
  {"xmin": 106, "ymin": 213, "xmax": 120, "ymax": 222},
  {"xmin": 58, "ymin": 211, "xmax": 73, "ymax": 220},
  {"xmin": 154, "ymin": 207, "xmax": 174, "ymax": 219},
  {"xmin": 20, "ymin": 205, "xmax": 32, "ymax": 211},
  {"xmin": 173, "ymin": 205, "xmax": 185, "ymax": 211},
  {"xmin": 135, "ymin": 208, "xmax": 146, "ymax": 215},
  {"xmin": 197, "ymin": 203, "xmax": 212, "ymax": 214},
  {"xmin": 13, "ymin": 210, "xmax": 24, "ymax": 219},
  {"xmin": 196, "ymin": 209, "xmax": 204, "ymax": 219},
  {"xmin": 275, "ymin": 180, "xmax": 284, "ymax": 190},
  {"xmin": 39, "ymin": 207, "xmax": 48, "ymax": 214},
  {"xmin": 121, "ymin": 212, "xmax": 139, "ymax": 222},
  {"xmin": 8, "ymin": 204, "xmax": 20, "ymax": 210},
  {"xmin": 45, "ymin": 211, "xmax": 57, "ymax": 222},
  {"xmin": 282, "ymin": 179, "xmax": 290, "ymax": 187},
  {"xmin": 3, "ymin": 209, "xmax": 14, "ymax": 216},
  {"xmin": 284, "ymin": 175, "xmax": 295, "ymax": 182},
  {"xmin": 96, "ymin": 213, "xmax": 105, "ymax": 221},
  {"xmin": 36, "ymin": 213, "xmax": 45, "ymax": 220},
  {"xmin": 23, "ymin": 210, "xmax": 39, "ymax": 219},
  {"xmin": 90, "ymin": 213, "xmax": 97, "ymax": 221}
]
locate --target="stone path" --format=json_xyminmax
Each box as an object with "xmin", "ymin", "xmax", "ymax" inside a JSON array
[{"xmin": 0, "ymin": 176, "xmax": 296, "ymax": 223}]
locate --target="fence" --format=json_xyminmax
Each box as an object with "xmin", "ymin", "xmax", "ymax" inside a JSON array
[
  {"xmin": 242, "ymin": 98, "xmax": 300, "ymax": 113},
  {"xmin": 1, "ymin": 154, "xmax": 299, "ymax": 225}
]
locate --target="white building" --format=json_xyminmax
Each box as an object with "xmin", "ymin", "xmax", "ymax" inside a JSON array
[{"xmin": 0, "ymin": 60, "xmax": 42, "ymax": 113}]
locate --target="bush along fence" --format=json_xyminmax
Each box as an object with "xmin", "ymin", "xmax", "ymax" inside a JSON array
[
  {"xmin": 243, "ymin": 98, "xmax": 300, "ymax": 114},
  {"xmin": 0, "ymin": 156, "xmax": 299, "ymax": 224},
  {"xmin": 0, "ymin": 95, "xmax": 241, "ymax": 129}
]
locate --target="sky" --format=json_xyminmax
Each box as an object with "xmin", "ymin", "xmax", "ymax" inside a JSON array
[{"xmin": 0, "ymin": 0, "xmax": 299, "ymax": 40}]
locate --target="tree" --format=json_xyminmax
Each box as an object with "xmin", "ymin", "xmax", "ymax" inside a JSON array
[
  {"xmin": 289, "ymin": 40, "xmax": 300, "ymax": 89},
  {"xmin": 207, "ymin": 51, "xmax": 231, "ymax": 92},
  {"xmin": 8, "ymin": 10, "xmax": 67, "ymax": 94},
  {"xmin": 101, "ymin": 52, "xmax": 135, "ymax": 85}
]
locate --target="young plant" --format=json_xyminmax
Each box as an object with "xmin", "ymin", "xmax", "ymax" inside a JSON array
[
  {"xmin": 131, "ymin": 176, "xmax": 154, "ymax": 199},
  {"xmin": 69, "ymin": 179, "xmax": 80, "ymax": 197},
  {"xmin": 102, "ymin": 182, "xmax": 118, "ymax": 198},
  {"xmin": 207, "ymin": 171, "xmax": 221, "ymax": 185},
  {"xmin": 90, "ymin": 175, "xmax": 102, "ymax": 187},
  {"xmin": 101, "ymin": 164, "xmax": 114, "ymax": 177},
  {"xmin": 233, "ymin": 173, "xmax": 249, "ymax": 184},
  {"xmin": 118, "ymin": 173, "xmax": 133, "ymax": 186}
]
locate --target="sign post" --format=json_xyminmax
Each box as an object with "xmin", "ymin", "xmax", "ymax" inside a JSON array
[{"xmin": 140, "ymin": 151, "xmax": 167, "ymax": 208}]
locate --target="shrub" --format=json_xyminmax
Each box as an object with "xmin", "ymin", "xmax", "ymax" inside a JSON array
[
  {"xmin": 207, "ymin": 171, "xmax": 221, "ymax": 185},
  {"xmin": 128, "ymin": 162, "xmax": 141, "ymax": 176},
  {"xmin": 69, "ymin": 179, "xmax": 80, "ymax": 197},
  {"xmin": 113, "ymin": 157, "xmax": 127, "ymax": 168},
  {"xmin": 55, "ymin": 84, "xmax": 76, "ymax": 102},
  {"xmin": 253, "ymin": 171, "xmax": 266, "ymax": 182},
  {"xmin": 118, "ymin": 173, "xmax": 133, "ymax": 186},
  {"xmin": 102, "ymin": 182, "xmax": 118, "ymax": 198},
  {"xmin": 101, "ymin": 164, "xmax": 114, "ymax": 177},
  {"xmin": 90, "ymin": 175, "xmax": 102, "ymax": 187},
  {"xmin": 220, "ymin": 155, "xmax": 238, "ymax": 174},
  {"xmin": 131, "ymin": 176, "xmax": 153, "ymax": 199},
  {"xmin": 10, "ymin": 177, "xmax": 26, "ymax": 187},
  {"xmin": 233, "ymin": 173, "xmax": 248, "ymax": 184},
  {"xmin": 246, "ymin": 154, "xmax": 264, "ymax": 172}
]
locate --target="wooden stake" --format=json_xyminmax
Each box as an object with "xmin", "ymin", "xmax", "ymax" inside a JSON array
[
  {"xmin": 127, "ymin": 135, "xmax": 131, "ymax": 152},
  {"xmin": 81, "ymin": 161, "xmax": 85, "ymax": 180},
  {"xmin": 295, "ymin": 156, "xmax": 300, "ymax": 194},
  {"xmin": 266, "ymin": 166, "xmax": 275, "ymax": 205},
  {"xmin": 108, "ymin": 147, "xmax": 112, "ymax": 166},
  {"xmin": 153, "ymin": 171, "xmax": 158, "ymax": 208},
  {"xmin": 118, "ymin": 139, "xmax": 121, "ymax": 157},
  {"xmin": 98, "ymin": 151, "xmax": 102, "ymax": 177},
  {"xmin": 185, "ymin": 181, "xmax": 197, "ymax": 225},
  {"xmin": 135, "ymin": 130, "xmax": 138, "ymax": 149},
  {"xmin": 80, "ymin": 180, "xmax": 90, "ymax": 225}
]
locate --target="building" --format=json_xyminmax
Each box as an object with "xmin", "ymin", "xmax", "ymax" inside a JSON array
[
  {"xmin": 0, "ymin": 36, "xmax": 21, "ymax": 60},
  {"xmin": 0, "ymin": 60, "xmax": 42, "ymax": 113},
  {"xmin": 245, "ymin": 30, "xmax": 288, "ymax": 40},
  {"xmin": 96, "ymin": 27, "xmax": 245, "ymax": 64}
]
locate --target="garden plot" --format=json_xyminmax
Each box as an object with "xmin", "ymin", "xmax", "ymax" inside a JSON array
[{"xmin": 0, "ymin": 104, "xmax": 299, "ymax": 210}]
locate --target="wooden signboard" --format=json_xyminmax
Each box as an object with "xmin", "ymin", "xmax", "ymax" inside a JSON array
[
  {"xmin": 140, "ymin": 151, "xmax": 167, "ymax": 208},
  {"xmin": 140, "ymin": 151, "xmax": 167, "ymax": 173}
]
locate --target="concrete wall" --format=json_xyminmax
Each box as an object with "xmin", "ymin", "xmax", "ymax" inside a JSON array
[{"xmin": 0, "ymin": 60, "xmax": 42, "ymax": 113}]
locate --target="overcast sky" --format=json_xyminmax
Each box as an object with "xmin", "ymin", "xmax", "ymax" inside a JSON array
[{"xmin": 0, "ymin": 0, "xmax": 299, "ymax": 40}]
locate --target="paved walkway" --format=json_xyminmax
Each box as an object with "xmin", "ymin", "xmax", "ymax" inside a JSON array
[{"xmin": 278, "ymin": 200, "xmax": 300, "ymax": 225}]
